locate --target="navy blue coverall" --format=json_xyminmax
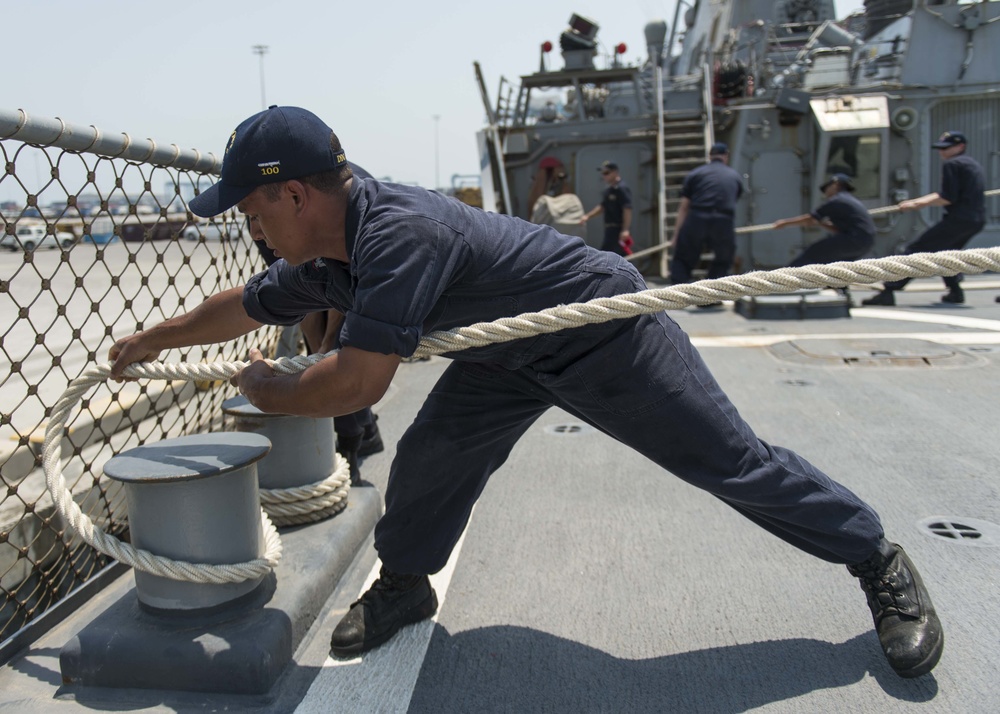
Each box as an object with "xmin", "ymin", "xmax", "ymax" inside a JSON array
[
  {"xmin": 599, "ymin": 180, "xmax": 633, "ymax": 256},
  {"xmin": 243, "ymin": 178, "xmax": 883, "ymax": 575},
  {"xmin": 789, "ymin": 191, "xmax": 875, "ymax": 267},
  {"xmin": 671, "ymin": 159, "xmax": 744, "ymax": 283},
  {"xmin": 886, "ymin": 153, "xmax": 986, "ymax": 292}
]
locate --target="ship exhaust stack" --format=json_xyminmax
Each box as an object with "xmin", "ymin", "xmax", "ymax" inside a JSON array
[{"xmin": 645, "ymin": 20, "xmax": 668, "ymax": 68}]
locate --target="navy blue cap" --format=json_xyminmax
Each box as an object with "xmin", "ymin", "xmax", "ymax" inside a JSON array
[
  {"xmin": 597, "ymin": 160, "xmax": 619, "ymax": 172},
  {"xmin": 189, "ymin": 106, "xmax": 348, "ymax": 217},
  {"xmin": 930, "ymin": 130, "xmax": 966, "ymax": 149},
  {"xmin": 820, "ymin": 173, "xmax": 855, "ymax": 192},
  {"xmin": 709, "ymin": 142, "xmax": 729, "ymax": 155}
]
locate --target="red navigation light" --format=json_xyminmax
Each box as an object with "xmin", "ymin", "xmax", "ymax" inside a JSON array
[
  {"xmin": 542, "ymin": 41, "xmax": 553, "ymax": 53},
  {"xmin": 615, "ymin": 42, "xmax": 628, "ymax": 55}
]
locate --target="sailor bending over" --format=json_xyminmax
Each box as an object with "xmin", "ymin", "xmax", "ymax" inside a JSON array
[{"xmin": 110, "ymin": 107, "xmax": 944, "ymax": 679}]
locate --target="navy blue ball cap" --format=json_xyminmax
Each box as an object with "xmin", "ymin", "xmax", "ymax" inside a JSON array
[
  {"xmin": 930, "ymin": 130, "xmax": 966, "ymax": 149},
  {"xmin": 189, "ymin": 106, "xmax": 348, "ymax": 217},
  {"xmin": 821, "ymin": 173, "xmax": 855, "ymax": 192},
  {"xmin": 597, "ymin": 160, "xmax": 619, "ymax": 172},
  {"xmin": 709, "ymin": 142, "xmax": 729, "ymax": 155}
]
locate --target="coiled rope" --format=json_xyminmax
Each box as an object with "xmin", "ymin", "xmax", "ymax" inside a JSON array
[
  {"xmin": 43, "ymin": 247, "xmax": 1000, "ymax": 583},
  {"xmin": 258, "ymin": 462, "xmax": 351, "ymax": 527}
]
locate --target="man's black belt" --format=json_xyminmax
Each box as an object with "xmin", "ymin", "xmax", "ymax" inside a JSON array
[{"xmin": 691, "ymin": 206, "xmax": 734, "ymax": 217}]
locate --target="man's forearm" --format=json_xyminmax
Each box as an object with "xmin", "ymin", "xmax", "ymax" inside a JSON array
[
  {"xmin": 243, "ymin": 346, "xmax": 399, "ymax": 418},
  {"xmin": 774, "ymin": 214, "xmax": 818, "ymax": 229},
  {"xmin": 901, "ymin": 192, "xmax": 949, "ymax": 210},
  {"xmin": 145, "ymin": 287, "xmax": 262, "ymax": 351},
  {"xmin": 672, "ymin": 200, "xmax": 690, "ymax": 243}
]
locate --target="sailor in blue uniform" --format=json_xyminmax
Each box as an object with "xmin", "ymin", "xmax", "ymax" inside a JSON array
[
  {"xmin": 109, "ymin": 107, "xmax": 944, "ymax": 679},
  {"xmin": 247, "ymin": 158, "xmax": 383, "ymax": 483},
  {"xmin": 773, "ymin": 174, "xmax": 876, "ymax": 300},
  {"xmin": 580, "ymin": 160, "xmax": 633, "ymax": 256},
  {"xmin": 670, "ymin": 142, "xmax": 744, "ymax": 291},
  {"xmin": 863, "ymin": 130, "xmax": 986, "ymax": 306}
]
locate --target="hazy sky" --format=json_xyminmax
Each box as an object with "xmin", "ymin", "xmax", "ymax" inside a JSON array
[{"xmin": 3, "ymin": 1, "xmax": 865, "ymax": 197}]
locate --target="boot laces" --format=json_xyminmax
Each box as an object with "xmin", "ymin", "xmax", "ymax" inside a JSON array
[
  {"xmin": 354, "ymin": 567, "xmax": 419, "ymax": 608},
  {"xmin": 852, "ymin": 563, "xmax": 911, "ymax": 624}
]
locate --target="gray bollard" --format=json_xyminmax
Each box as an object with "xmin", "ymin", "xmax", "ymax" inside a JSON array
[
  {"xmin": 102, "ymin": 432, "xmax": 271, "ymax": 613},
  {"xmin": 223, "ymin": 395, "xmax": 336, "ymax": 489}
]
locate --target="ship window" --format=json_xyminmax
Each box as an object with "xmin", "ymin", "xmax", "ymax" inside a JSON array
[{"xmin": 826, "ymin": 133, "xmax": 881, "ymax": 200}]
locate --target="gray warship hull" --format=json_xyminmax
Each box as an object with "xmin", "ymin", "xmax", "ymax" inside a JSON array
[{"xmin": 475, "ymin": 1, "xmax": 1000, "ymax": 276}]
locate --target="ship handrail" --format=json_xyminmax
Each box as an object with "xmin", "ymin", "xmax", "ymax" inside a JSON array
[
  {"xmin": 700, "ymin": 62, "xmax": 716, "ymax": 162},
  {"xmin": 0, "ymin": 108, "xmax": 221, "ymax": 174}
]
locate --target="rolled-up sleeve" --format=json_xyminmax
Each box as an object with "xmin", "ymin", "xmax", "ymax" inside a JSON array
[
  {"xmin": 243, "ymin": 260, "xmax": 340, "ymax": 326},
  {"xmin": 339, "ymin": 215, "xmax": 466, "ymax": 357},
  {"xmin": 341, "ymin": 313, "xmax": 423, "ymax": 355}
]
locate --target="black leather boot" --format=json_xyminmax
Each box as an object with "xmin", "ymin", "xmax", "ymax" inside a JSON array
[
  {"xmin": 847, "ymin": 540, "xmax": 944, "ymax": 678},
  {"xmin": 330, "ymin": 565, "xmax": 438, "ymax": 657},
  {"xmin": 861, "ymin": 289, "xmax": 895, "ymax": 306},
  {"xmin": 359, "ymin": 415, "xmax": 384, "ymax": 457},
  {"xmin": 940, "ymin": 287, "xmax": 964, "ymax": 304},
  {"xmin": 336, "ymin": 433, "xmax": 362, "ymax": 485}
]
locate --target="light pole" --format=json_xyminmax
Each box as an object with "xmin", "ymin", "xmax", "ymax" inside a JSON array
[
  {"xmin": 252, "ymin": 45, "xmax": 269, "ymax": 110},
  {"xmin": 432, "ymin": 115, "xmax": 441, "ymax": 190}
]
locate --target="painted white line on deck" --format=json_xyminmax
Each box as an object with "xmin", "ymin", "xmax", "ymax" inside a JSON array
[
  {"xmin": 690, "ymin": 308, "xmax": 1000, "ymax": 348},
  {"xmin": 854, "ymin": 308, "xmax": 1000, "ymax": 332},
  {"xmin": 691, "ymin": 331, "xmax": 1000, "ymax": 348},
  {"xmin": 295, "ymin": 527, "xmax": 471, "ymax": 714}
]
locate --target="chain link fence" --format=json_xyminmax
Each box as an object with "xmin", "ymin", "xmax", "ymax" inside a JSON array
[{"xmin": 0, "ymin": 108, "xmax": 283, "ymax": 649}]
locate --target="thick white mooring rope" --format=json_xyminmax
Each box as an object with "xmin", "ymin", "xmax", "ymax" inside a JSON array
[
  {"xmin": 42, "ymin": 247, "xmax": 1000, "ymax": 583},
  {"xmin": 259, "ymin": 463, "xmax": 351, "ymax": 527},
  {"xmin": 413, "ymin": 248, "xmax": 1000, "ymax": 357}
]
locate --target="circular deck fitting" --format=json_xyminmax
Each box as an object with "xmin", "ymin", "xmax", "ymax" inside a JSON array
[
  {"xmin": 543, "ymin": 423, "xmax": 595, "ymax": 436},
  {"xmin": 769, "ymin": 338, "xmax": 984, "ymax": 368},
  {"xmin": 104, "ymin": 432, "xmax": 272, "ymax": 612},
  {"xmin": 103, "ymin": 432, "xmax": 271, "ymax": 483},
  {"xmin": 223, "ymin": 395, "xmax": 337, "ymax": 489},
  {"xmin": 917, "ymin": 516, "xmax": 1000, "ymax": 547}
]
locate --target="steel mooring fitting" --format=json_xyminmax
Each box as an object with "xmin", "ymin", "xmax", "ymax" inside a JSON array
[
  {"xmin": 102, "ymin": 432, "xmax": 272, "ymax": 613},
  {"xmin": 223, "ymin": 395, "xmax": 337, "ymax": 489},
  {"xmin": 223, "ymin": 395, "xmax": 350, "ymax": 525}
]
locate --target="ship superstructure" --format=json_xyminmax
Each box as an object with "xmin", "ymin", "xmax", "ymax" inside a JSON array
[{"xmin": 476, "ymin": 1, "xmax": 1000, "ymax": 275}]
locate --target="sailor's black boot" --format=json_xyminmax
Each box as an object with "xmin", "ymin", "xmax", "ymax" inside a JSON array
[
  {"xmin": 847, "ymin": 539, "xmax": 944, "ymax": 678},
  {"xmin": 940, "ymin": 287, "xmax": 964, "ymax": 304},
  {"xmin": 336, "ymin": 433, "xmax": 362, "ymax": 485},
  {"xmin": 861, "ymin": 289, "xmax": 895, "ymax": 306},
  {"xmin": 330, "ymin": 566, "xmax": 438, "ymax": 657},
  {"xmin": 359, "ymin": 415, "xmax": 384, "ymax": 457}
]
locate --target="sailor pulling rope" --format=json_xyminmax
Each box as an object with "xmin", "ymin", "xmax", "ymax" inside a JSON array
[
  {"xmin": 624, "ymin": 187, "xmax": 1000, "ymax": 263},
  {"xmin": 43, "ymin": 246, "xmax": 1000, "ymax": 583}
]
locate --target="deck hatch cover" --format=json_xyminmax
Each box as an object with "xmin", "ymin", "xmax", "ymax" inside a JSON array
[{"xmin": 769, "ymin": 338, "xmax": 979, "ymax": 367}]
